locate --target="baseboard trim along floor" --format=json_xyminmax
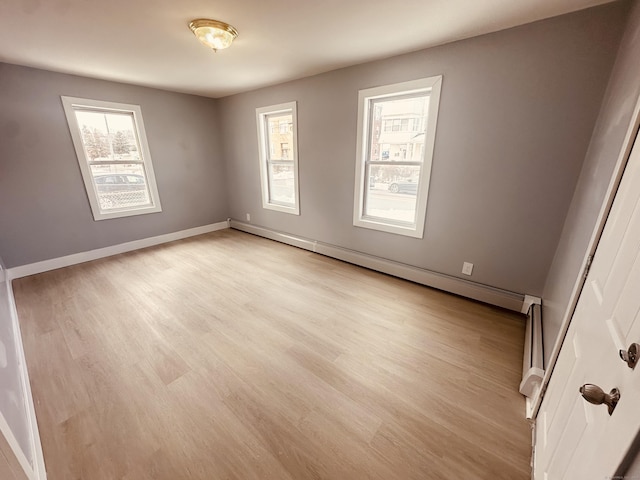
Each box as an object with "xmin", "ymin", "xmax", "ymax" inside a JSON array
[
  {"xmin": 7, "ymin": 218, "xmax": 527, "ymax": 312},
  {"xmin": 6, "ymin": 221, "xmax": 230, "ymax": 280},
  {"xmin": 229, "ymin": 220, "xmax": 525, "ymax": 312}
]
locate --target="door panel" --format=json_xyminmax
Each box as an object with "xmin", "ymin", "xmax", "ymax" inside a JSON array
[
  {"xmin": 546, "ymin": 395, "xmax": 589, "ymax": 479},
  {"xmin": 535, "ymin": 133, "xmax": 640, "ymax": 479}
]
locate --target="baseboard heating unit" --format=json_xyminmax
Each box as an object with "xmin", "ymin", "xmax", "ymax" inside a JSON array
[{"xmin": 520, "ymin": 302, "xmax": 544, "ymax": 403}]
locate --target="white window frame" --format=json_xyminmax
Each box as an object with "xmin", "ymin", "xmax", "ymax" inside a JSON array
[
  {"xmin": 256, "ymin": 101, "xmax": 300, "ymax": 215},
  {"xmin": 61, "ymin": 96, "xmax": 162, "ymax": 221},
  {"xmin": 353, "ymin": 76, "xmax": 442, "ymax": 238}
]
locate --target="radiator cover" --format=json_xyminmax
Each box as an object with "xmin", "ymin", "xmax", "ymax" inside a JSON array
[{"xmin": 520, "ymin": 303, "xmax": 544, "ymax": 398}]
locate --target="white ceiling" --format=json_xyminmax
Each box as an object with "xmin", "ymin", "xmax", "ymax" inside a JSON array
[{"xmin": 0, "ymin": 0, "xmax": 615, "ymax": 98}]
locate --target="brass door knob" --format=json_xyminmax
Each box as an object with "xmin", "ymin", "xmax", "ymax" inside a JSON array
[
  {"xmin": 620, "ymin": 343, "xmax": 640, "ymax": 369},
  {"xmin": 579, "ymin": 384, "xmax": 620, "ymax": 415}
]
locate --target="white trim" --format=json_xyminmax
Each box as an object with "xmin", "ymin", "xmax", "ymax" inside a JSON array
[
  {"xmin": 0, "ymin": 411, "xmax": 37, "ymax": 480},
  {"xmin": 228, "ymin": 222, "xmax": 316, "ymax": 251},
  {"xmin": 521, "ymin": 295, "xmax": 542, "ymax": 314},
  {"xmin": 255, "ymin": 101, "xmax": 300, "ymax": 215},
  {"xmin": 526, "ymin": 396, "xmax": 535, "ymax": 420},
  {"xmin": 520, "ymin": 304, "xmax": 544, "ymax": 404},
  {"xmin": 229, "ymin": 220, "xmax": 525, "ymax": 311},
  {"xmin": 531, "ymin": 94, "xmax": 640, "ymax": 418},
  {"xmin": 60, "ymin": 96, "xmax": 162, "ymax": 221},
  {"xmin": 7, "ymin": 222, "xmax": 229, "ymax": 280},
  {"xmin": 2, "ymin": 280, "xmax": 46, "ymax": 479},
  {"xmin": 353, "ymin": 76, "xmax": 442, "ymax": 238}
]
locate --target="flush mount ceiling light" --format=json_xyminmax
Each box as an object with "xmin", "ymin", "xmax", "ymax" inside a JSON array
[{"xmin": 189, "ymin": 19, "xmax": 238, "ymax": 52}]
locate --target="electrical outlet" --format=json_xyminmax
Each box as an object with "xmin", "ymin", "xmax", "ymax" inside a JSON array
[
  {"xmin": 462, "ymin": 262, "xmax": 473, "ymax": 276},
  {"xmin": 246, "ymin": 213, "xmax": 251, "ymax": 222}
]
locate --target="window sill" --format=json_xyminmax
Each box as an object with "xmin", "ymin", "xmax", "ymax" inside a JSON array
[
  {"xmin": 92, "ymin": 204, "xmax": 162, "ymax": 221},
  {"xmin": 262, "ymin": 203, "xmax": 300, "ymax": 215},
  {"xmin": 353, "ymin": 216, "xmax": 423, "ymax": 238}
]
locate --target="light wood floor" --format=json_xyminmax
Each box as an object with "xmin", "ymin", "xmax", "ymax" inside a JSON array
[{"xmin": 14, "ymin": 229, "xmax": 531, "ymax": 479}]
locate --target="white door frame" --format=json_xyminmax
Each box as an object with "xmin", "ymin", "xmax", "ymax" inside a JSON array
[{"xmin": 531, "ymin": 95, "xmax": 640, "ymax": 418}]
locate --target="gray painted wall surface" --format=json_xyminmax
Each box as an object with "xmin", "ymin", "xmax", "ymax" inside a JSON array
[
  {"xmin": 541, "ymin": 0, "xmax": 640, "ymax": 365},
  {"xmin": 219, "ymin": 4, "xmax": 626, "ymax": 296},
  {"xmin": 0, "ymin": 261, "xmax": 31, "ymax": 466},
  {"xmin": 0, "ymin": 64, "xmax": 228, "ymax": 268}
]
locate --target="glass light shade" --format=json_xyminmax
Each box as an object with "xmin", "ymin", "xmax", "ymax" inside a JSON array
[{"xmin": 189, "ymin": 19, "xmax": 238, "ymax": 51}]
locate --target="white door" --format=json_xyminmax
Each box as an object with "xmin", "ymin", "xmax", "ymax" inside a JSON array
[{"xmin": 535, "ymin": 131, "xmax": 640, "ymax": 479}]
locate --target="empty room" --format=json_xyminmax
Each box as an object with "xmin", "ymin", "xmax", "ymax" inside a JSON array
[{"xmin": 1, "ymin": 0, "xmax": 640, "ymax": 478}]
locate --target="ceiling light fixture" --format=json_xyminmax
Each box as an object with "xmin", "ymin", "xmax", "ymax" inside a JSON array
[{"xmin": 189, "ymin": 19, "xmax": 238, "ymax": 52}]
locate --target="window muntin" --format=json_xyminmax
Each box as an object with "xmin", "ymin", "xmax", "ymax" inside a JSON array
[
  {"xmin": 353, "ymin": 77, "xmax": 442, "ymax": 238},
  {"xmin": 256, "ymin": 102, "xmax": 300, "ymax": 215},
  {"xmin": 61, "ymin": 97, "xmax": 161, "ymax": 220}
]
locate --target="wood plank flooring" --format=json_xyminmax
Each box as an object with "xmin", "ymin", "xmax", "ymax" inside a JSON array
[{"xmin": 13, "ymin": 229, "xmax": 531, "ymax": 479}]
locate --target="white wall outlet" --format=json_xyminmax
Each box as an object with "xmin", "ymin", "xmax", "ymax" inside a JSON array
[
  {"xmin": 462, "ymin": 262, "xmax": 473, "ymax": 276},
  {"xmin": 246, "ymin": 213, "xmax": 251, "ymax": 222}
]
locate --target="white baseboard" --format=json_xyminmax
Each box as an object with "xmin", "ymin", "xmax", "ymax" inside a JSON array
[
  {"xmin": 0, "ymin": 411, "xmax": 37, "ymax": 480},
  {"xmin": 230, "ymin": 220, "xmax": 525, "ymax": 312},
  {"xmin": 230, "ymin": 222, "xmax": 317, "ymax": 251},
  {"xmin": 7, "ymin": 221, "xmax": 229, "ymax": 280}
]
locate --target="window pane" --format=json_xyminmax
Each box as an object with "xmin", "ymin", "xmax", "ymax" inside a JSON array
[
  {"xmin": 365, "ymin": 165, "xmax": 421, "ymax": 224},
  {"xmin": 90, "ymin": 163, "xmax": 151, "ymax": 211},
  {"xmin": 369, "ymin": 95, "xmax": 430, "ymax": 163},
  {"xmin": 268, "ymin": 163, "xmax": 295, "ymax": 206},
  {"xmin": 256, "ymin": 101, "xmax": 299, "ymax": 215},
  {"xmin": 265, "ymin": 113, "xmax": 293, "ymax": 160},
  {"xmin": 75, "ymin": 110, "xmax": 140, "ymax": 162}
]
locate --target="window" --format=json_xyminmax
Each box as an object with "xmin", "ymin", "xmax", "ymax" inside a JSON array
[
  {"xmin": 281, "ymin": 143, "xmax": 290, "ymax": 159},
  {"xmin": 61, "ymin": 97, "xmax": 161, "ymax": 221},
  {"xmin": 353, "ymin": 76, "xmax": 442, "ymax": 238},
  {"xmin": 279, "ymin": 120, "xmax": 290, "ymax": 134},
  {"xmin": 256, "ymin": 102, "xmax": 300, "ymax": 214}
]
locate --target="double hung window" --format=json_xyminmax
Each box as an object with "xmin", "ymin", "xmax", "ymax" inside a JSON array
[
  {"xmin": 61, "ymin": 97, "xmax": 161, "ymax": 221},
  {"xmin": 256, "ymin": 102, "xmax": 300, "ymax": 214},
  {"xmin": 353, "ymin": 77, "xmax": 442, "ymax": 238}
]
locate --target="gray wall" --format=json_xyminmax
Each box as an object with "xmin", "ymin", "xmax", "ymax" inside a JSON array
[
  {"xmin": 0, "ymin": 261, "xmax": 32, "ymax": 468},
  {"xmin": 219, "ymin": 3, "xmax": 627, "ymax": 296},
  {"xmin": 541, "ymin": 0, "xmax": 640, "ymax": 365},
  {"xmin": 0, "ymin": 64, "xmax": 229, "ymax": 268}
]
